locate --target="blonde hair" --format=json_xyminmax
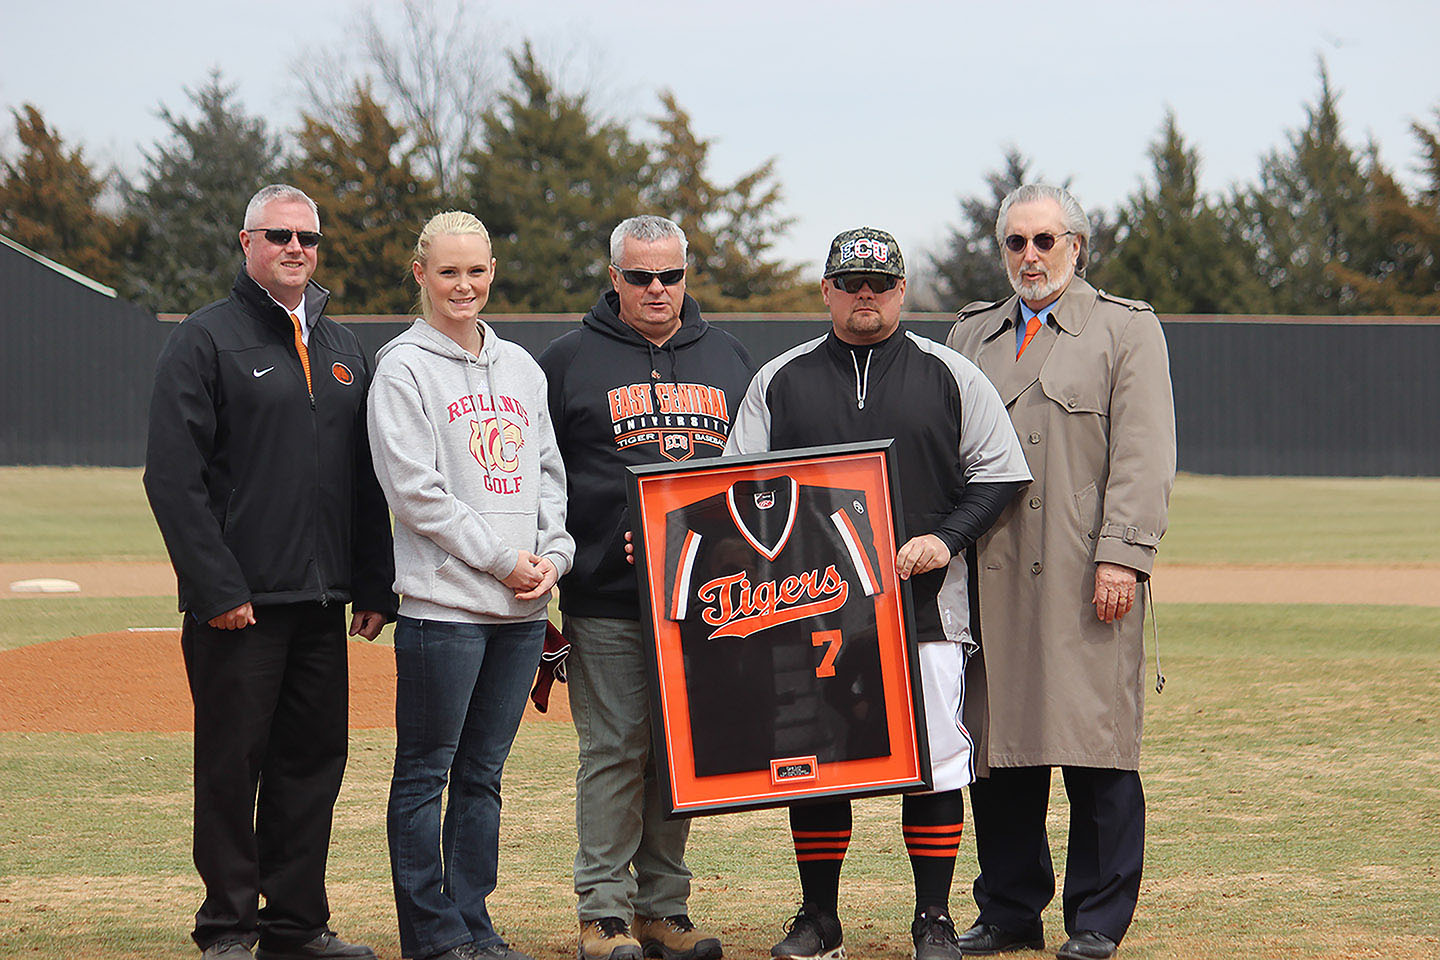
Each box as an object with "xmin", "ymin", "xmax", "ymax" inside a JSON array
[{"xmin": 414, "ymin": 210, "xmax": 493, "ymax": 320}]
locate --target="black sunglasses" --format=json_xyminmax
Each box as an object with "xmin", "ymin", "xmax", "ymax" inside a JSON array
[
  {"xmin": 615, "ymin": 266, "xmax": 686, "ymax": 287},
  {"xmin": 1004, "ymin": 231, "xmax": 1074, "ymax": 253},
  {"xmin": 249, "ymin": 227, "xmax": 323, "ymax": 248},
  {"xmin": 832, "ymin": 273, "xmax": 900, "ymax": 294}
]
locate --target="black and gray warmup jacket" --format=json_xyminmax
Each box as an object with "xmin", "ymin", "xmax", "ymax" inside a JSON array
[{"xmin": 724, "ymin": 326, "xmax": 1031, "ymax": 643}]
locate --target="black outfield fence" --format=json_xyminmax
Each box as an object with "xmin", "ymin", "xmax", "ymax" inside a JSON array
[
  {"xmin": 0, "ymin": 236, "xmax": 170, "ymax": 467},
  {"xmin": 1154, "ymin": 316, "xmax": 1440, "ymax": 476},
  {"xmin": 4, "ymin": 292, "xmax": 1439, "ymax": 474}
]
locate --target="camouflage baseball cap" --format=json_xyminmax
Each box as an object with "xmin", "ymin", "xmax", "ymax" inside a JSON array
[{"xmin": 823, "ymin": 227, "xmax": 905, "ymax": 279}]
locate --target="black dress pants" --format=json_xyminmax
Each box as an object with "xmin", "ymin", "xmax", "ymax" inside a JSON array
[
  {"xmin": 969, "ymin": 765, "xmax": 1144, "ymax": 944},
  {"xmin": 181, "ymin": 601, "xmax": 348, "ymax": 949}
]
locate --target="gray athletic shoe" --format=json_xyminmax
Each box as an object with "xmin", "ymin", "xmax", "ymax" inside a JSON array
[{"xmin": 771, "ymin": 905, "xmax": 844, "ymax": 960}]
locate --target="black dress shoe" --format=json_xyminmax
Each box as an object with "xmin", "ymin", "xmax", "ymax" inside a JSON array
[
  {"xmin": 201, "ymin": 940, "xmax": 254, "ymax": 960},
  {"xmin": 954, "ymin": 922, "xmax": 1044, "ymax": 955},
  {"xmin": 1056, "ymin": 931, "xmax": 1116, "ymax": 960},
  {"xmin": 255, "ymin": 931, "xmax": 377, "ymax": 960}
]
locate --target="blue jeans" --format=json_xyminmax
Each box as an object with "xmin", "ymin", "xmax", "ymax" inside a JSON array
[{"xmin": 387, "ymin": 616, "xmax": 545, "ymax": 959}]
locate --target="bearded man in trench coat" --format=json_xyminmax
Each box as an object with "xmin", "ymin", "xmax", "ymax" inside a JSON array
[{"xmin": 943, "ymin": 184, "xmax": 1175, "ymax": 960}]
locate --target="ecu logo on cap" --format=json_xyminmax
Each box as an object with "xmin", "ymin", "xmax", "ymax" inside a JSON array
[
  {"xmin": 839, "ymin": 237, "xmax": 889, "ymax": 264},
  {"xmin": 331, "ymin": 362, "xmax": 354, "ymax": 385}
]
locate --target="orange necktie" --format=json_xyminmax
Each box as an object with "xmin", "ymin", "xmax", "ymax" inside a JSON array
[
  {"xmin": 1017, "ymin": 315, "xmax": 1041, "ymax": 358},
  {"xmin": 290, "ymin": 312, "xmax": 312, "ymax": 395}
]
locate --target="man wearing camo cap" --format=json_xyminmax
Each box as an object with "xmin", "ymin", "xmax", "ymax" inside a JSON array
[{"xmin": 725, "ymin": 227, "xmax": 1031, "ymax": 960}]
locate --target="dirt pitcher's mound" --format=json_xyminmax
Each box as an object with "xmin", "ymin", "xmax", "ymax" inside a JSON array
[{"xmin": 0, "ymin": 631, "xmax": 571, "ymax": 733}]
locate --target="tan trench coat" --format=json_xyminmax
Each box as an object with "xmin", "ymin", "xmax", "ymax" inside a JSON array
[{"xmin": 945, "ymin": 277, "xmax": 1175, "ymax": 772}]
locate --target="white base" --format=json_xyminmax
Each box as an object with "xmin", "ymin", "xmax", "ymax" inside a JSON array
[{"xmin": 9, "ymin": 578, "xmax": 81, "ymax": 593}]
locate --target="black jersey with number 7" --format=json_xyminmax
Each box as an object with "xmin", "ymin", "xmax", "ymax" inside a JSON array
[{"xmin": 663, "ymin": 475, "xmax": 891, "ymax": 777}]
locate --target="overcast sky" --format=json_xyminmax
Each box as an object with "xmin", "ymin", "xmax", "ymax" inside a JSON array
[{"xmin": 3, "ymin": 0, "xmax": 1438, "ymax": 282}]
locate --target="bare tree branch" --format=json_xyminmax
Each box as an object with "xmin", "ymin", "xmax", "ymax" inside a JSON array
[{"xmin": 294, "ymin": 0, "xmax": 504, "ymax": 198}]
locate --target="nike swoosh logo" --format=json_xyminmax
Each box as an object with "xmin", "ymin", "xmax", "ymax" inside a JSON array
[{"xmin": 253, "ymin": 366, "xmax": 274, "ymax": 378}]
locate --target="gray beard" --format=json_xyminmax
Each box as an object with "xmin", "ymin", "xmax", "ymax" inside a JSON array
[{"xmin": 1010, "ymin": 265, "xmax": 1073, "ymax": 303}]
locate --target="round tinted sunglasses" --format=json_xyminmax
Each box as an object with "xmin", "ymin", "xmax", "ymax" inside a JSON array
[
  {"xmin": 831, "ymin": 273, "xmax": 900, "ymax": 294},
  {"xmin": 248, "ymin": 227, "xmax": 323, "ymax": 248},
  {"xmin": 1004, "ymin": 231, "xmax": 1074, "ymax": 253}
]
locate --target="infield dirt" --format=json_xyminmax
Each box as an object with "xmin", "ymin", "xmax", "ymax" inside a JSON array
[
  {"xmin": 3, "ymin": 559, "xmax": 1436, "ymax": 735},
  {"xmin": 0, "ymin": 630, "xmax": 571, "ymax": 734}
]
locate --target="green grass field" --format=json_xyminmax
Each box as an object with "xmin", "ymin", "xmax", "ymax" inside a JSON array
[
  {"xmin": 4, "ymin": 468, "xmax": 1440, "ymax": 566},
  {"xmin": 2, "ymin": 603, "xmax": 1437, "ymax": 959},
  {"xmin": 1162, "ymin": 475, "xmax": 1440, "ymax": 564},
  {"xmin": 0, "ymin": 467, "xmax": 167, "ymax": 562},
  {"xmin": 2, "ymin": 469, "xmax": 1438, "ymax": 959},
  {"xmin": 0, "ymin": 596, "xmax": 179, "ymax": 652}
]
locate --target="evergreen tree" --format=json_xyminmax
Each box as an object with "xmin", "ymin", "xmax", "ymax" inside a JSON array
[
  {"xmin": 1237, "ymin": 60, "xmax": 1387, "ymax": 314},
  {"xmin": 1417, "ymin": 108, "xmax": 1440, "ymax": 210},
  {"xmin": 645, "ymin": 91, "xmax": 807, "ymax": 311},
  {"xmin": 927, "ymin": 148, "xmax": 1035, "ymax": 308},
  {"xmin": 1092, "ymin": 111, "xmax": 1269, "ymax": 313},
  {"xmin": 0, "ymin": 104, "xmax": 122, "ymax": 285},
  {"xmin": 123, "ymin": 72, "xmax": 281, "ymax": 311},
  {"xmin": 289, "ymin": 84, "xmax": 438, "ymax": 314},
  {"xmin": 1330, "ymin": 107, "xmax": 1440, "ymax": 314},
  {"xmin": 465, "ymin": 44, "xmax": 646, "ymax": 313}
]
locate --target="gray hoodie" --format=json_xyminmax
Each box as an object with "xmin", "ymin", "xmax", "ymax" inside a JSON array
[{"xmin": 368, "ymin": 318, "xmax": 574, "ymax": 623}]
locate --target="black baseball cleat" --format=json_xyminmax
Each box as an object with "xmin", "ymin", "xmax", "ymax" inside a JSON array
[
  {"xmin": 911, "ymin": 906, "xmax": 963, "ymax": 960},
  {"xmin": 771, "ymin": 904, "xmax": 844, "ymax": 960},
  {"xmin": 1056, "ymin": 931, "xmax": 1116, "ymax": 960},
  {"xmin": 953, "ymin": 922, "xmax": 1044, "ymax": 955}
]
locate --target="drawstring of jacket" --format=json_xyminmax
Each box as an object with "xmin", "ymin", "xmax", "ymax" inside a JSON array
[
  {"xmin": 646, "ymin": 341, "xmax": 662, "ymax": 413},
  {"xmin": 644, "ymin": 339, "xmax": 681, "ymax": 413},
  {"xmin": 850, "ymin": 347, "xmax": 873, "ymax": 410}
]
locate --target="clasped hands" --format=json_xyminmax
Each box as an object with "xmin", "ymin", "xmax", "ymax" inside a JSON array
[{"xmin": 503, "ymin": 550, "xmax": 559, "ymax": 601}]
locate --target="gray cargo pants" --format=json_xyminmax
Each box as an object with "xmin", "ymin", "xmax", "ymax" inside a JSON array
[{"xmin": 565, "ymin": 615, "xmax": 692, "ymax": 921}]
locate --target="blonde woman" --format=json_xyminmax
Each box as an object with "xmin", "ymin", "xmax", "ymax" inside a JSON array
[{"xmin": 368, "ymin": 211, "xmax": 573, "ymax": 960}]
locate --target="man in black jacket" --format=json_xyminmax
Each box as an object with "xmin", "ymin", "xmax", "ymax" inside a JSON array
[
  {"xmin": 538, "ymin": 215, "xmax": 753, "ymax": 960},
  {"xmin": 144, "ymin": 184, "xmax": 396, "ymax": 960},
  {"xmin": 725, "ymin": 227, "xmax": 1030, "ymax": 960}
]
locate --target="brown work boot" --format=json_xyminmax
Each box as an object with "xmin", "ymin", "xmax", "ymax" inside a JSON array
[
  {"xmin": 634, "ymin": 915, "xmax": 722, "ymax": 960},
  {"xmin": 579, "ymin": 917, "xmax": 643, "ymax": 960}
]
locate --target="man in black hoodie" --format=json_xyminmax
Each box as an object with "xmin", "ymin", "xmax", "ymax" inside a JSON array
[
  {"xmin": 144, "ymin": 184, "xmax": 396, "ymax": 960},
  {"xmin": 539, "ymin": 216, "xmax": 753, "ymax": 960}
]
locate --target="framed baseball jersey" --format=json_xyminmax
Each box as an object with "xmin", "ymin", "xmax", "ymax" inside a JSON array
[{"xmin": 628, "ymin": 441, "xmax": 930, "ymax": 816}]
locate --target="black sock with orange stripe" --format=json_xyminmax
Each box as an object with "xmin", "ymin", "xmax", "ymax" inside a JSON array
[
  {"xmin": 902, "ymin": 789, "xmax": 965, "ymax": 914},
  {"xmin": 789, "ymin": 799, "xmax": 852, "ymax": 915}
]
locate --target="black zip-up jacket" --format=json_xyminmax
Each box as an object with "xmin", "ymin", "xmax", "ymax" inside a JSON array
[
  {"xmin": 538, "ymin": 290, "xmax": 754, "ymax": 619},
  {"xmin": 144, "ymin": 266, "xmax": 397, "ymax": 624}
]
